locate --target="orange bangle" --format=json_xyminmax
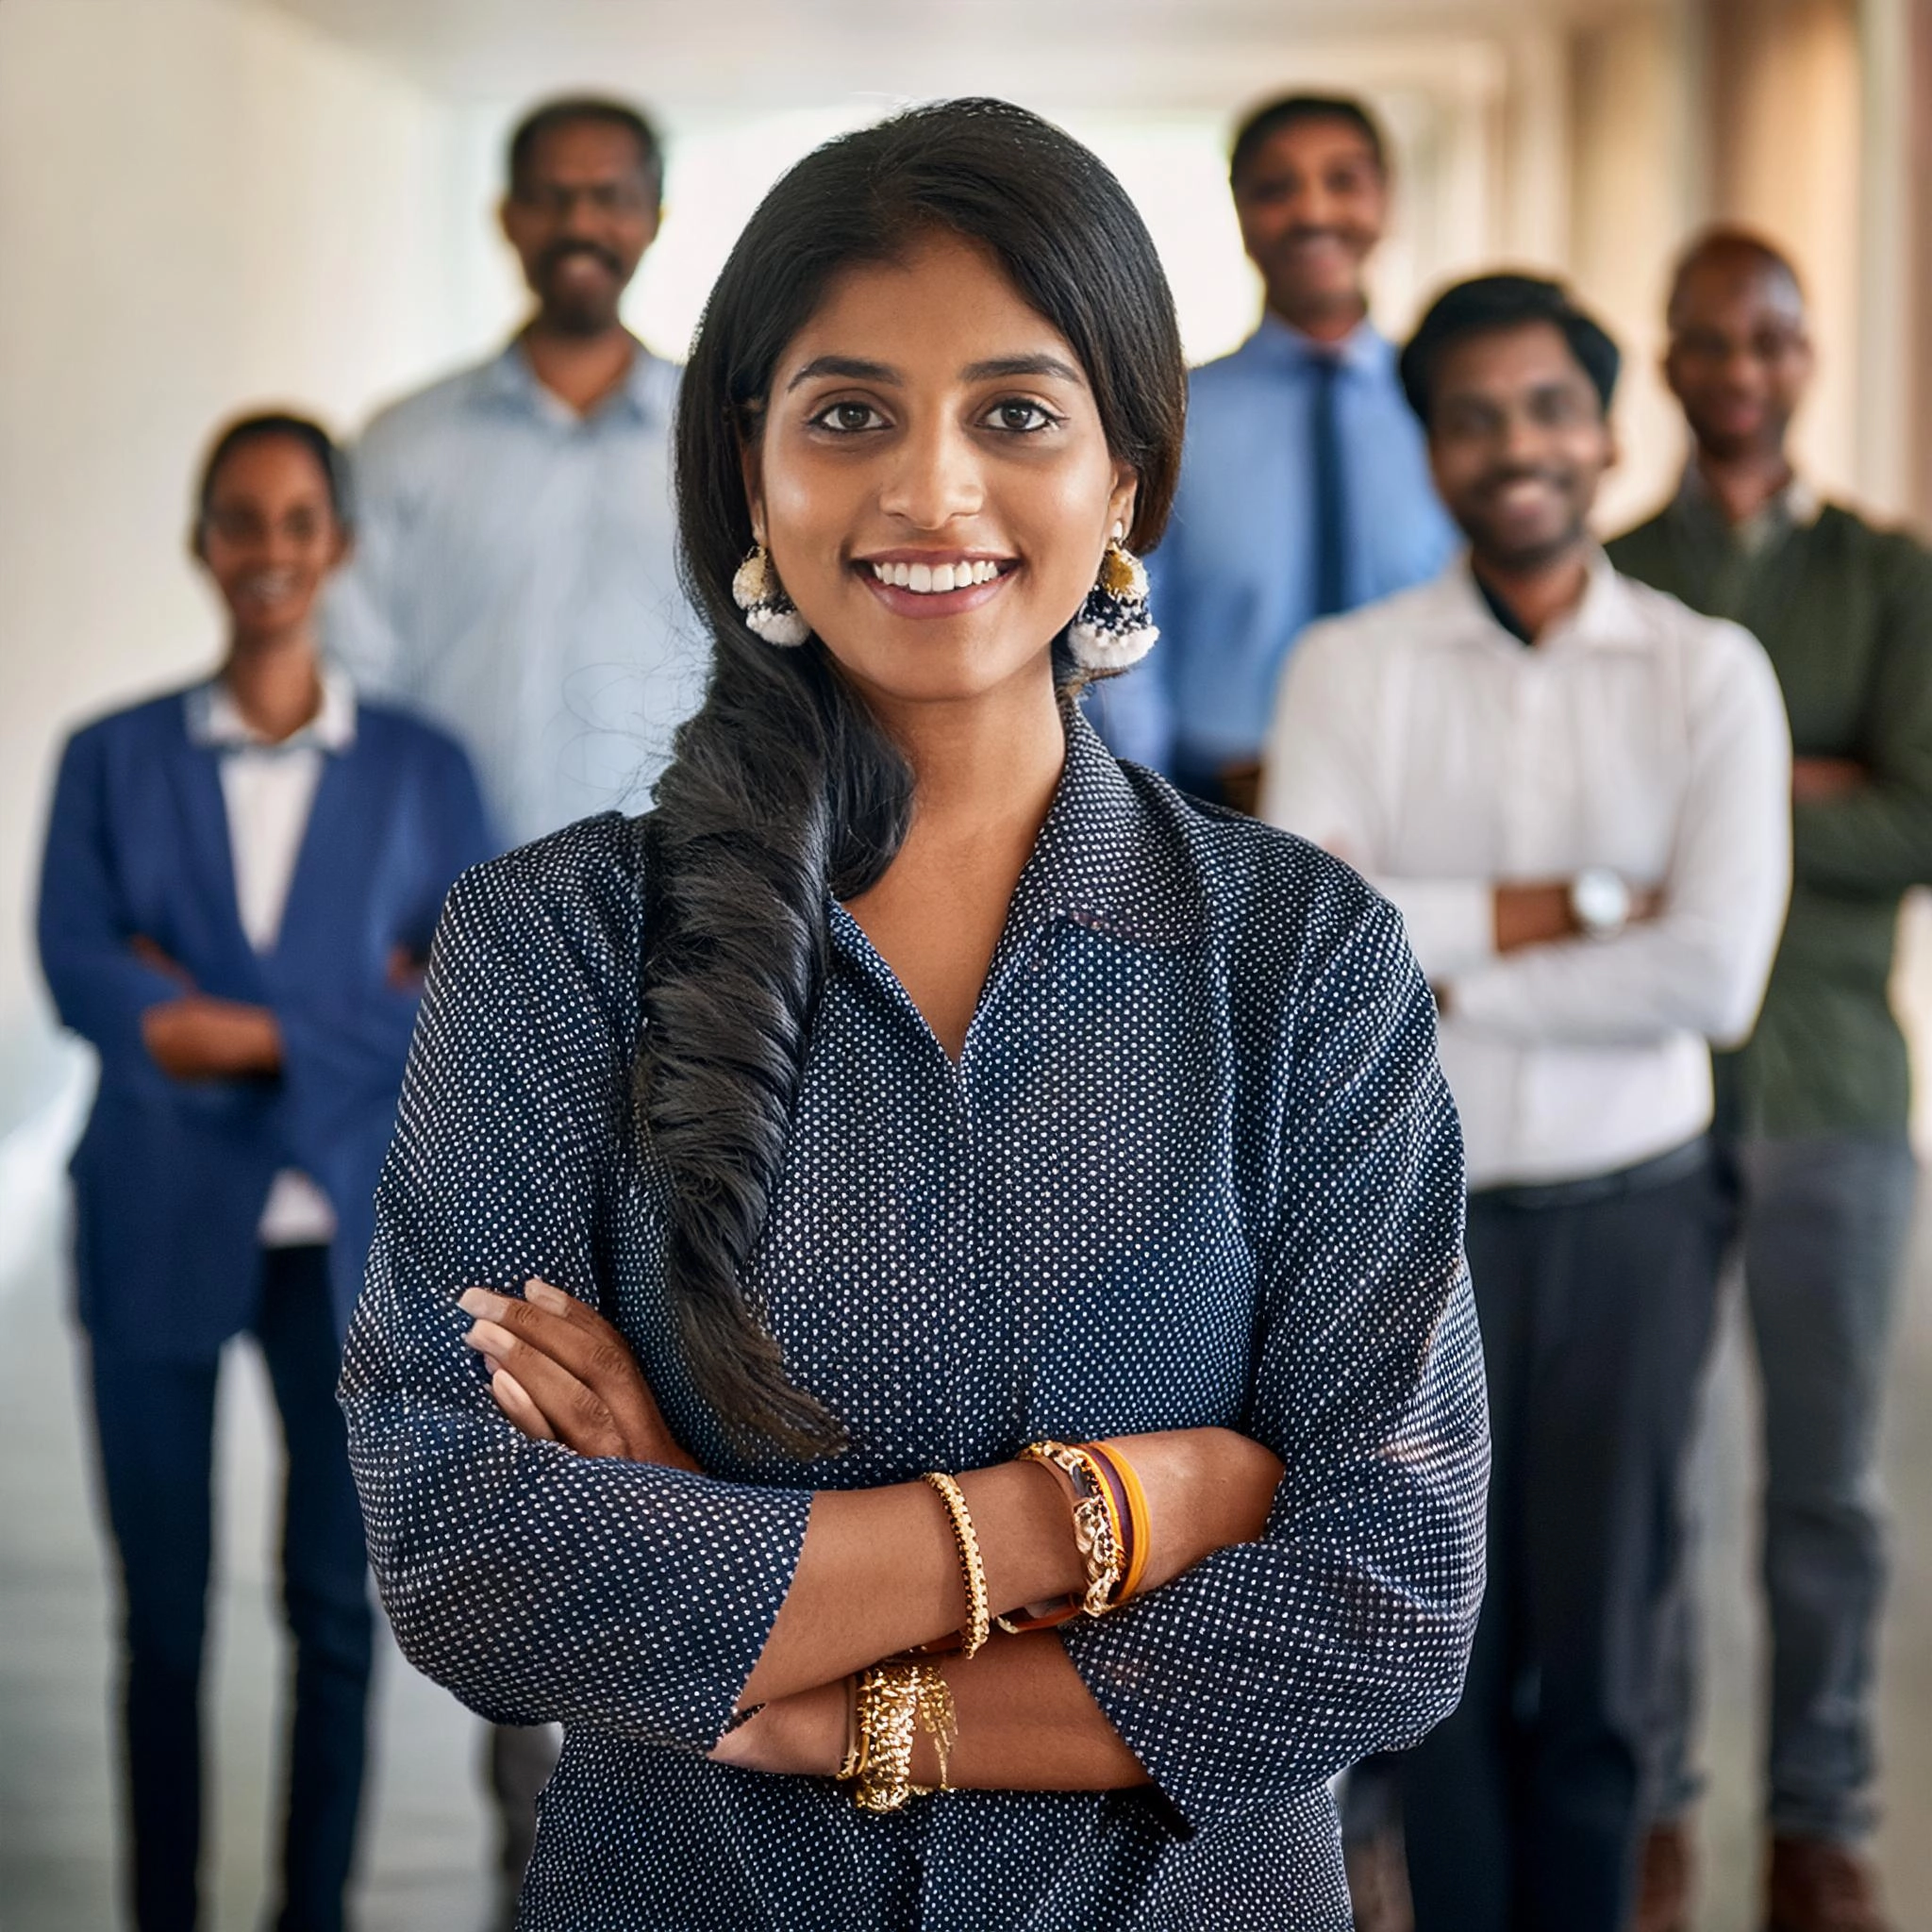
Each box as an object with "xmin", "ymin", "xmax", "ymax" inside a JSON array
[{"xmin": 1090, "ymin": 1440, "xmax": 1152, "ymax": 1604}]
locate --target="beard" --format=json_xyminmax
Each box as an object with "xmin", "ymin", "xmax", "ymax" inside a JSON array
[{"xmin": 536, "ymin": 242, "xmax": 627, "ymax": 334}]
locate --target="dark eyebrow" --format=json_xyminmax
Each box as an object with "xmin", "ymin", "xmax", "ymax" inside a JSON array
[
  {"xmin": 961, "ymin": 355, "xmax": 1087, "ymax": 386},
  {"xmin": 783, "ymin": 352, "xmax": 1088, "ymax": 393},
  {"xmin": 786, "ymin": 356, "xmax": 901, "ymax": 391}
]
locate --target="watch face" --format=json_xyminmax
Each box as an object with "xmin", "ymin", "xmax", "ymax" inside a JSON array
[{"xmin": 1574, "ymin": 869, "xmax": 1631, "ymax": 933}]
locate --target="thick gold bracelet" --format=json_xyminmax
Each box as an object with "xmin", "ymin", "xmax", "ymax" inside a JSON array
[
  {"xmin": 922, "ymin": 1471, "xmax": 991, "ymax": 1659},
  {"xmin": 845, "ymin": 1661, "xmax": 958, "ymax": 1812},
  {"xmin": 1004, "ymin": 1441, "xmax": 1124, "ymax": 1624}
]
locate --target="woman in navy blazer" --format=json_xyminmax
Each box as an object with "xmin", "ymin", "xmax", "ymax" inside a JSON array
[{"xmin": 37, "ymin": 413, "xmax": 490, "ymax": 1932}]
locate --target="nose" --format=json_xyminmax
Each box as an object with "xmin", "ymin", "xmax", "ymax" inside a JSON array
[{"xmin": 876, "ymin": 417, "xmax": 984, "ymax": 531}]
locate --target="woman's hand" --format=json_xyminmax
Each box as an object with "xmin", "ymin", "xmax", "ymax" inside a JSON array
[
  {"xmin": 708, "ymin": 1678, "xmax": 846, "ymax": 1776},
  {"xmin": 458, "ymin": 1279, "xmax": 702, "ymax": 1472},
  {"xmin": 142, "ymin": 995, "xmax": 284, "ymax": 1079}
]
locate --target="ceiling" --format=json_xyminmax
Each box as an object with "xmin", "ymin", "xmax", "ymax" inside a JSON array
[{"xmin": 251, "ymin": 0, "xmax": 1640, "ymax": 109}]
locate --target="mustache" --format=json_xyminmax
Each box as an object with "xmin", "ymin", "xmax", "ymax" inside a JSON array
[
  {"xmin": 538, "ymin": 239, "xmax": 623, "ymax": 279},
  {"xmin": 1473, "ymin": 465, "xmax": 1569, "ymax": 496}
]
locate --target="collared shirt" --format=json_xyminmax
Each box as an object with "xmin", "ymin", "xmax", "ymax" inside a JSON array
[
  {"xmin": 341, "ymin": 716, "xmax": 1486, "ymax": 1929},
  {"xmin": 1262, "ymin": 554, "xmax": 1792, "ymax": 1189},
  {"xmin": 1609, "ymin": 472, "xmax": 1932, "ymax": 1139},
  {"xmin": 1090, "ymin": 314, "xmax": 1457, "ymax": 774},
  {"xmin": 327, "ymin": 338, "xmax": 704, "ymax": 849},
  {"xmin": 185, "ymin": 665, "xmax": 358, "ymax": 1246}
]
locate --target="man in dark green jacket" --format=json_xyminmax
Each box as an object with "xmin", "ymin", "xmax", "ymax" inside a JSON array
[{"xmin": 1608, "ymin": 227, "xmax": 1932, "ymax": 1932}]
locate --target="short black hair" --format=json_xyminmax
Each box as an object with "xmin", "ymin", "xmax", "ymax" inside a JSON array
[
  {"xmin": 1399, "ymin": 274, "xmax": 1620, "ymax": 427},
  {"xmin": 508, "ymin": 95, "xmax": 663, "ymax": 204},
  {"xmin": 1229, "ymin": 94, "xmax": 1387, "ymax": 190},
  {"xmin": 195, "ymin": 411, "xmax": 349, "ymax": 534}
]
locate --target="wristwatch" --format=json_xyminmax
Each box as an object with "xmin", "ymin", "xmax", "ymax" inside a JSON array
[{"xmin": 1570, "ymin": 867, "xmax": 1632, "ymax": 941}]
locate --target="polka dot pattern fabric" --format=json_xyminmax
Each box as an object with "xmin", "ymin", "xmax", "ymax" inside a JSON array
[{"xmin": 341, "ymin": 712, "xmax": 1488, "ymax": 1930}]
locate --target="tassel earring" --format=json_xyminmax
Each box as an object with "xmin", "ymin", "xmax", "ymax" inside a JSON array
[
  {"xmin": 732, "ymin": 540, "xmax": 810, "ymax": 647},
  {"xmin": 1068, "ymin": 525, "xmax": 1157, "ymax": 670}
]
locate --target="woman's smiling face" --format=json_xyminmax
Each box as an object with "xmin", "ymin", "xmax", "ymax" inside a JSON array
[{"xmin": 745, "ymin": 227, "xmax": 1138, "ymax": 710}]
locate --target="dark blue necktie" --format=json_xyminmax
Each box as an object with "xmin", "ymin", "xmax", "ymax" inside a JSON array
[{"xmin": 1309, "ymin": 353, "xmax": 1347, "ymax": 619}]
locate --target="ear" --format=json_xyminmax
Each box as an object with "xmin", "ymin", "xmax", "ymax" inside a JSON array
[
  {"xmin": 328, "ymin": 526, "xmax": 354, "ymax": 573},
  {"xmin": 1108, "ymin": 462, "xmax": 1140, "ymax": 544},
  {"xmin": 496, "ymin": 194, "xmax": 515, "ymax": 247},
  {"xmin": 188, "ymin": 523, "xmax": 208, "ymax": 567}
]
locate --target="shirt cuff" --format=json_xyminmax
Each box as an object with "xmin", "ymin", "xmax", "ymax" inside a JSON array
[{"xmin": 1373, "ymin": 878, "xmax": 1496, "ymax": 983}]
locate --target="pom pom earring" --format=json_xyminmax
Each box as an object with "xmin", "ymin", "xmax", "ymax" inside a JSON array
[
  {"xmin": 1068, "ymin": 525, "xmax": 1157, "ymax": 670},
  {"xmin": 732, "ymin": 541, "xmax": 810, "ymax": 647}
]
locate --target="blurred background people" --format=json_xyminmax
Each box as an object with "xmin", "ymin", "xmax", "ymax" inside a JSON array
[
  {"xmin": 1263, "ymin": 275, "xmax": 1790, "ymax": 1932},
  {"xmin": 326, "ymin": 91, "xmax": 700, "ymax": 1920},
  {"xmin": 329, "ymin": 94, "xmax": 701, "ymax": 850},
  {"xmin": 1610, "ymin": 229, "xmax": 1932, "ymax": 1932},
  {"xmin": 1091, "ymin": 92, "xmax": 1455, "ymax": 808},
  {"xmin": 35, "ymin": 414, "xmax": 489, "ymax": 1932}
]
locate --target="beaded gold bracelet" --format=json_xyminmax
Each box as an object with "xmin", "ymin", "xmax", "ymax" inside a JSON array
[
  {"xmin": 841, "ymin": 1661, "xmax": 958, "ymax": 1812},
  {"xmin": 922, "ymin": 1471, "xmax": 991, "ymax": 1659}
]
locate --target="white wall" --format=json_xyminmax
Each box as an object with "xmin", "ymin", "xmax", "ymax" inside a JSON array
[{"xmin": 0, "ymin": 0, "xmax": 467, "ymax": 1137}]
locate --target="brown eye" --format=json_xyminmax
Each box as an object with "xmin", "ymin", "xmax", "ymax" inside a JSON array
[
  {"xmin": 809, "ymin": 401, "xmax": 887, "ymax": 434},
  {"xmin": 984, "ymin": 400, "xmax": 1057, "ymax": 434}
]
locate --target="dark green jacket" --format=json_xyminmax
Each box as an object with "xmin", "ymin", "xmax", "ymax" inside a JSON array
[{"xmin": 1609, "ymin": 489, "xmax": 1932, "ymax": 1138}]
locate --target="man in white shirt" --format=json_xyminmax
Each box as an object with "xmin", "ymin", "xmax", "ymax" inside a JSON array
[{"xmin": 1262, "ymin": 275, "xmax": 1790, "ymax": 1932}]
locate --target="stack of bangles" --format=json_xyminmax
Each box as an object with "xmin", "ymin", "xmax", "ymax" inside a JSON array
[{"xmin": 832, "ymin": 1441, "xmax": 1152, "ymax": 1812}]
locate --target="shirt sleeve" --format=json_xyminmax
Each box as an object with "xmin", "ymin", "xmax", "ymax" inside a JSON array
[
  {"xmin": 1261, "ymin": 625, "xmax": 1497, "ymax": 980},
  {"xmin": 338, "ymin": 848, "xmax": 813, "ymax": 1749},
  {"xmin": 1789, "ymin": 541, "xmax": 1932, "ymax": 897},
  {"xmin": 1060, "ymin": 891, "xmax": 1487, "ymax": 1832},
  {"xmin": 36, "ymin": 727, "xmax": 189, "ymax": 1081},
  {"xmin": 325, "ymin": 428, "xmax": 409, "ymax": 697},
  {"xmin": 1448, "ymin": 619, "xmax": 1791, "ymax": 1049}
]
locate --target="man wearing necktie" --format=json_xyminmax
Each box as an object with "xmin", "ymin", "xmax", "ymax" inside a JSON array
[{"xmin": 1090, "ymin": 93, "xmax": 1456, "ymax": 811}]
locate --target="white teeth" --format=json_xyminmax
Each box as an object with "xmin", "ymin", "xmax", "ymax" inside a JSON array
[{"xmin": 869, "ymin": 559, "xmax": 1006, "ymax": 591}]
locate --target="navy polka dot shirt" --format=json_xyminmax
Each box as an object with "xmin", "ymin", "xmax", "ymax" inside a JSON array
[{"xmin": 341, "ymin": 713, "xmax": 1488, "ymax": 1929}]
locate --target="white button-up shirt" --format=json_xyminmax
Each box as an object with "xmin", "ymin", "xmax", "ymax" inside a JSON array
[
  {"xmin": 1261, "ymin": 553, "xmax": 1791, "ymax": 1189},
  {"xmin": 186, "ymin": 667, "xmax": 356, "ymax": 1245}
]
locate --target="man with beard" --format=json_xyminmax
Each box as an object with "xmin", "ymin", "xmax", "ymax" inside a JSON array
[
  {"xmin": 1610, "ymin": 230, "xmax": 1932, "ymax": 1932},
  {"xmin": 1261, "ymin": 275, "xmax": 1791, "ymax": 1932},
  {"xmin": 330, "ymin": 95, "xmax": 700, "ymax": 852},
  {"xmin": 326, "ymin": 96, "xmax": 697, "ymax": 1924},
  {"xmin": 1090, "ymin": 92, "xmax": 1455, "ymax": 810}
]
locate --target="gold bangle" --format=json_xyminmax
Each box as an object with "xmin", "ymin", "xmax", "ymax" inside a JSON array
[
  {"xmin": 835, "ymin": 1674, "xmax": 862, "ymax": 1783},
  {"xmin": 1008, "ymin": 1441, "xmax": 1124, "ymax": 1622},
  {"xmin": 922, "ymin": 1471, "xmax": 991, "ymax": 1659},
  {"xmin": 849, "ymin": 1661, "xmax": 958, "ymax": 1811}
]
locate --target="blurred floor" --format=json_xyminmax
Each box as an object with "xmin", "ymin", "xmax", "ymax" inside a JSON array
[{"xmin": 0, "ymin": 1186, "xmax": 1928, "ymax": 1931}]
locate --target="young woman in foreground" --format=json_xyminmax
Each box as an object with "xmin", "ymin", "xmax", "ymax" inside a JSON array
[{"xmin": 341, "ymin": 100, "xmax": 1486, "ymax": 1930}]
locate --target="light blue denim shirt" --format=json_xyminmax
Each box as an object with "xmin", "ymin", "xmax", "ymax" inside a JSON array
[
  {"xmin": 1091, "ymin": 315, "xmax": 1456, "ymax": 775},
  {"xmin": 327, "ymin": 340, "xmax": 707, "ymax": 850}
]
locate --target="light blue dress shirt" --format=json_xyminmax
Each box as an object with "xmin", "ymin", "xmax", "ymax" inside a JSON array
[
  {"xmin": 327, "ymin": 340, "xmax": 707, "ymax": 849},
  {"xmin": 1091, "ymin": 315, "xmax": 1457, "ymax": 776}
]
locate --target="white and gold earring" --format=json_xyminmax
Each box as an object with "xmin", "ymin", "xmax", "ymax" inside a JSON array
[
  {"xmin": 732, "ymin": 539, "xmax": 810, "ymax": 646},
  {"xmin": 1068, "ymin": 525, "xmax": 1157, "ymax": 670}
]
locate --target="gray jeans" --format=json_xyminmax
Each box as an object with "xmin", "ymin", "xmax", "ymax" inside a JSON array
[{"xmin": 1653, "ymin": 1135, "xmax": 1917, "ymax": 1841}]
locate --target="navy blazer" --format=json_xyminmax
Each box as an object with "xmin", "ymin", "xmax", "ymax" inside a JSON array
[{"xmin": 38, "ymin": 683, "xmax": 491, "ymax": 1359}]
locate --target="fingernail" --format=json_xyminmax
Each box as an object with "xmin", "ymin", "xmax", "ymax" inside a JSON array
[
  {"xmin": 525, "ymin": 1279, "xmax": 567, "ymax": 1310},
  {"xmin": 458, "ymin": 1288, "xmax": 491, "ymax": 1315}
]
